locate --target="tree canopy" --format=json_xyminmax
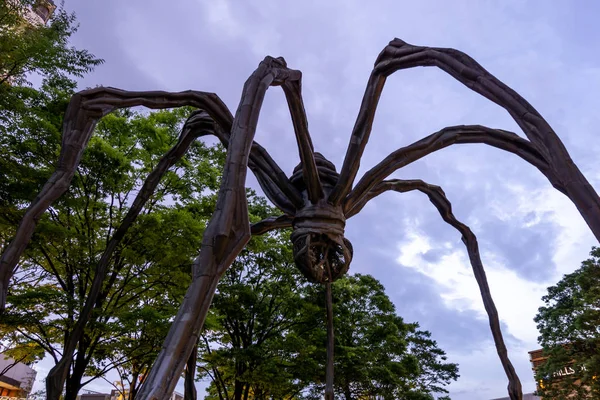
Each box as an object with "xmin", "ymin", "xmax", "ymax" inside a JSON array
[
  {"xmin": 0, "ymin": 73, "xmax": 227, "ymax": 400},
  {"xmin": 0, "ymin": 0, "xmax": 102, "ymax": 89},
  {"xmin": 198, "ymin": 235, "xmax": 459, "ymax": 400},
  {"xmin": 534, "ymin": 246, "xmax": 600, "ymax": 398},
  {"xmin": 1, "ymin": 2, "xmax": 103, "ymax": 394}
]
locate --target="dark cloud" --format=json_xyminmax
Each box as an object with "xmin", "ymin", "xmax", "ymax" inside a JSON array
[{"xmin": 479, "ymin": 216, "xmax": 559, "ymax": 281}]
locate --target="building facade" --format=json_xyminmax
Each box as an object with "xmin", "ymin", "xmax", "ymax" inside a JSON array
[
  {"xmin": 8, "ymin": 0, "xmax": 56, "ymax": 27},
  {"xmin": 491, "ymin": 394, "xmax": 540, "ymax": 400},
  {"xmin": 0, "ymin": 354, "xmax": 37, "ymax": 399},
  {"xmin": 528, "ymin": 347, "xmax": 592, "ymax": 399}
]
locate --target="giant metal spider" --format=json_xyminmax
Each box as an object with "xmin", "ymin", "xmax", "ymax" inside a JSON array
[{"xmin": 2, "ymin": 38, "xmax": 600, "ymax": 400}]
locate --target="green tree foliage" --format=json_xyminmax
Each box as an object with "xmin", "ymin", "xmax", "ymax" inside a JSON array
[
  {"xmin": 534, "ymin": 246, "xmax": 600, "ymax": 398},
  {"xmin": 0, "ymin": 75, "xmax": 75, "ymax": 376},
  {"xmin": 199, "ymin": 241, "xmax": 459, "ymax": 400},
  {"xmin": 198, "ymin": 216, "xmax": 315, "ymax": 400},
  {"xmin": 302, "ymin": 275, "xmax": 458, "ymax": 400},
  {"xmin": 0, "ymin": 0, "xmax": 102, "ymax": 90},
  {"xmin": 0, "ymin": 0, "xmax": 102, "ymax": 387},
  {"xmin": 0, "ymin": 74, "xmax": 226, "ymax": 400}
]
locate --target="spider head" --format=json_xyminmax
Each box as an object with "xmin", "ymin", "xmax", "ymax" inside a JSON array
[{"xmin": 289, "ymin": 153, "xmax": 353, "ymax": 283}]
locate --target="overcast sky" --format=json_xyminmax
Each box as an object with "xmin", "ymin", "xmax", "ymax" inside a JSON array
[{"xmin": 31, "ymin": 1, "xmax": 600, "ymax": 399}]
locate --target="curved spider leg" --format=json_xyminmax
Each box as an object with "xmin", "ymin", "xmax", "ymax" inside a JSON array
[
  {"xmin": 213, "ymin": 124, "xmax": 303, "ymax": 214},
  {"xmin": 0, "ymin": 88, "xmax": 232, "ymax": 312},
  {"xmin": 93, "ymin": 91, "xmax": 303, "ymax": 214},
  {"xmin": 347, "ymin": 179, "xmax": 523, "ymax": 400},
  {"xmin": 44, "ymin": 110, "xmax": 216, "ymax": 400},
  {"xmin": 344, "ymin": 124, "xmax": 550, "ymax": 215},
  {"xmin": 371, "ymin": 38, "xmax": 600, "ymax": 240},
  {"xmin": 92, "ymin": 92, "xmax": 303, "ymax": 212},
  {"xmin": 251, "ymin": 215, "xmax": 293, "ymax": 235},
  {"xmin": 281, "ymin": 79, "xmax": 324, "ymax": 203},
  {"xmin": 373, "ymin": 39, "xmax": 550, "ymax": 158},
  {"xmin": 135, "ymin": 56, "xmax": 303, "ymax": 400},
  {"xmin": 329, "ymin": 38, "xmax": 551, "ymax": 206}
]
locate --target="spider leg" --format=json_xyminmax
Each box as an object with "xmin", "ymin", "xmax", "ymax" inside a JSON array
[
  {"xmin": 86, "ymin": 89, "xmax": 303, "ymax": 211},
  {"xmin": 348, "ymin": 179, "xmax": 523, "ymax": 400},
  {"xmin": 344, "ymin": 124, "xmax": 551, "ymax": 215},
  {"xmin": 334, "ymin": 38, "xmax": 600, "ymax": 241},
  {"xmin": 282, "ymin": 79, "xmax": 324, "ymax": 202},
  {"xmin": 0, "ymin": 88, "xmax": 232, "ymax": 313},
  {"xmin": 372, "ymin": 39, "xmax": 551, "ymax": 157},
  {"xmin": 251, "ymin": 215, "xmax": 293, "ymax": 235},
  {"xmin": 328, "ymin": 71, "xmax": 385, "ymax": 205},
  {"xmin": 136, "ymin": 56, "xmax": 304, "ymax": 400},
  {"xmin": 214, "ymin": 124, "xmax": 303, "ymax": 214},
  {"xmin": 45, "ymin": 110, "xmax": 217, "ymax": 400},
  {"xmin": 0, "ymin": 84, "xmax": 304, "ymax": 314}
]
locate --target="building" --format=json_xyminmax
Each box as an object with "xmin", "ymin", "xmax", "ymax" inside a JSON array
[
  {"xmin": 9, "ymin": 0, "xmax": 56, "ymax": 27},
  {"xmin": 491, "ymin": 394, "xmax": 540, "ymax": 400},
  {"xmin": 528, "ymin": 347, "xmax": 594, "ymax": 399},
  {"xmin": 78, "ymin": 392, "xmax": 110, "ymax": 400},
  {"xmin": 0, "ymin": 354, "xmax": 37, "ymax": 399}
]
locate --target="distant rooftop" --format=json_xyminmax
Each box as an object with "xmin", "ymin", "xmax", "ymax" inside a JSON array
[{"xmin": 491, "ymin": 394, "xmax": 540, "ymax": 400}]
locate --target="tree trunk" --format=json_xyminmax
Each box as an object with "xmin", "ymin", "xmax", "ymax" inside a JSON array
[
  {"xmin": 184, "ymin": 340, "xmax": 198, "ymax": 400},
  {"xmin": 63, "ymin": 337, "xmax": 89, "ymax": 400},
  {"xmin": 343, "ymin": 382, "xmax": 352, "ymax": 400},
  {"xmin": 242, "ymin": 383, "xmax": 251, "ymax": 400},
  {"xmin": 64, "ymin": 370, "xmax": 84, "ymax": 400},
  {"xmin": 129, "ymin": 372, "xmax": 140, "ymax": 400},
  {"xmin": 234, "ymin": 379, "xmax": 244, "ymax": 400},
  {"xmin": 325, "ymin": 282, "xmax": 335, "ymax": 400}
]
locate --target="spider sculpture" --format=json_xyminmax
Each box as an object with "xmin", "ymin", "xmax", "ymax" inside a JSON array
[{"xmin": 2, "ymin": 38, "xmax": 600, "ymax": 400}]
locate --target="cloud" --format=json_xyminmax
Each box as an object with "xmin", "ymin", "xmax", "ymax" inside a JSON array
[{"xmin": 395, "ymin": 230, "xmax": 547, "ymax": 344}]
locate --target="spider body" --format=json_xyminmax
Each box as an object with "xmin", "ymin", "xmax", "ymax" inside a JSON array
[{"xmin": 289, "ymin": 153, "xmax": 353, "ymax": 283}]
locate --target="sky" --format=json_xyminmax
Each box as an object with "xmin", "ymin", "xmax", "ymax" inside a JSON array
[{"xmin": 30, "ymin": 0, "xmax": 600, "ymax": 399}]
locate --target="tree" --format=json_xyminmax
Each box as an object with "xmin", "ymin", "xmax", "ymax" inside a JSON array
[
  {"xmin": 0, "ymin": 76, "xmax": 77, "ymax": 379},
  {"xmin": 301, "ymin": 274, "xmax": 458, "ymax": 400},
  {"xmin": 0, "ymin": 75, "xmax": 226, "ymax": 400},
  {"xmin": 534, "ymin": 246, "xmax": 600, "ymax": 398},
  {"xmin": 0, "ymin": 0, "xmax": 102, "ymax": 89},
  {"xmin": 198, "ymin": 200, "xmax": 316, "ymax": 400},
  {"xmin": 105, "ymin": 271, "xmax": 189, "ymax": 400},
  {"xmin": 198, "ymin": 234, "xmax": 458, "ymax": 400}
]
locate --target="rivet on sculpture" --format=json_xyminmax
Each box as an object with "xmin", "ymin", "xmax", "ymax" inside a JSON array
[{"xmin": 1, "ymin": 39, "xmax": 600, "ymax": 400}]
